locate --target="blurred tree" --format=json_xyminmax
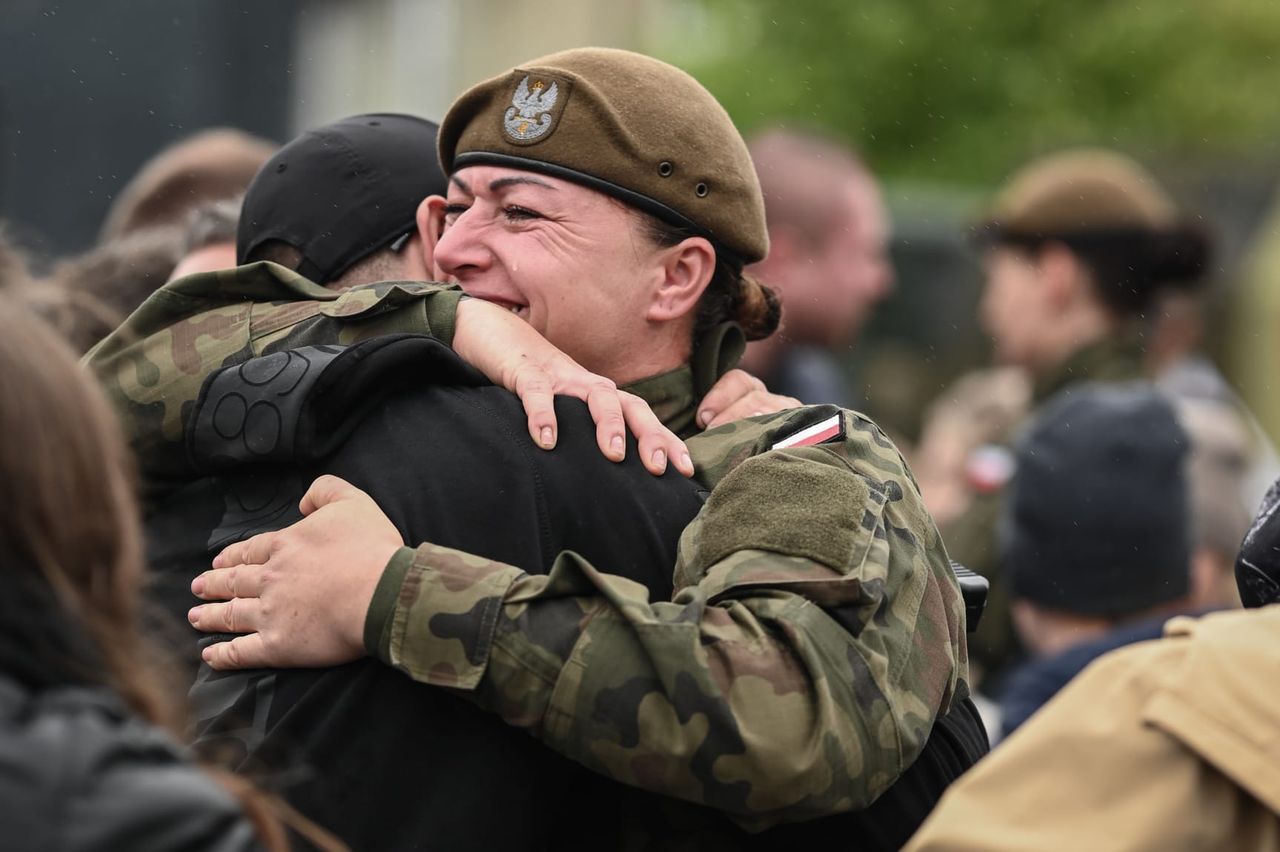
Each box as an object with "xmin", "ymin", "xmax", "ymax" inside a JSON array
[{"xmin": 660, "ymin": 0, "xmax": 1280, "ymax": 182}]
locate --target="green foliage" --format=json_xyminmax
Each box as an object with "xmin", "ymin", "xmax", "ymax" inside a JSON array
[{"xmin": 658, "ymin": 0, "xmax": 1280, "ymax": 183}]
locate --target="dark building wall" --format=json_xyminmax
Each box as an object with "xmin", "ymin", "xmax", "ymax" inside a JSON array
[{"xmin": 0, "ymin": 0, "xmax": 299, "ymax": 257}]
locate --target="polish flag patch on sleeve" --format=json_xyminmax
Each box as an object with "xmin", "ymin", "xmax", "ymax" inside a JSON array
[{"xmin": 771, "ymin": 413, "xmax": 845, "ymax": 450}]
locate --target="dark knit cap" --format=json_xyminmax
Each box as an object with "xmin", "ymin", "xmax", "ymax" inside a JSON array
[
  {"xmin": 1005, "ymin": 383, "xmax": 1191, "ymax": 617},
  {"xmin": 438, "ymin": 47, "xmax": 768, "ymax": 267}
]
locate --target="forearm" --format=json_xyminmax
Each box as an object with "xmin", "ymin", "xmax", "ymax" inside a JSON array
[{"xmin": 366, "ymin": 543, "xmax": 915, "ymax": 824}]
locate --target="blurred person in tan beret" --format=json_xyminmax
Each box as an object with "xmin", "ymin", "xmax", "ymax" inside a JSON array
[{"xmin": 934, "ymin": 149, "xmax": 1212, "ymax": 687}]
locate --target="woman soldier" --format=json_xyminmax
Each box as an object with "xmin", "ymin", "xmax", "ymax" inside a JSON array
[
  {"xmin": 939, "ymin": 149, "xmax": 1212, "ymax": 683},
  {"xmin": 189, "ymin": 48, "xmax": 981, "ymax": 848}
]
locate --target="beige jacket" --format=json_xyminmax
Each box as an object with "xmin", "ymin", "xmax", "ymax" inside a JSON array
[{"xmin": 907, "ymin": 605, "xmax": 1280, "ymax": 851}]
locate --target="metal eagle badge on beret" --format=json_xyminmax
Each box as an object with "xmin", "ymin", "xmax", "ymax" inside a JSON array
[{"xmin": 502, "ymin": 73, "xmax": 570, "ymax": 144}]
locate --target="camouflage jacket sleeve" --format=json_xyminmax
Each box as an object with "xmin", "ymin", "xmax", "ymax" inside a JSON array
[
  {"xmin": 84, "ymin": 262, "xmax": 464, "ymax": 496},
  {"xmin": 365, "ymin": 405, "xmax": 969, "ymax": 826}
]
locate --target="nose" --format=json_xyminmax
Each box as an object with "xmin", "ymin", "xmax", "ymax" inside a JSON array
[{"xmin": 433, "ymin": 209, "xmax": 492, "ymax": 280}]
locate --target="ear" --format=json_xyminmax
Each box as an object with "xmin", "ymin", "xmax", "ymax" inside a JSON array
[
  {"xmin": 645, "ymin": 236, "xmax": 717, "ymax": 323},
  {"xmin": 417, "ymin": 196, "xmax": 449, "ymax": 279},
  {"xmin": 1037, "ymin": 242, "xmax": 1086, "ymax": 310}
]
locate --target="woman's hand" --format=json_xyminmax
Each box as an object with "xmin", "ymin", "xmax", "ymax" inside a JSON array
[
  {"xmin": 452, "ymin": 298, "xmax": 692, "ymax": 476},
  {"xmin": 696, "ymin": 369, "xmax": 801, "ymax": 428},
  {"xmin": 189, "ymin": 476, "xmax": 400, "ymax": 670}
]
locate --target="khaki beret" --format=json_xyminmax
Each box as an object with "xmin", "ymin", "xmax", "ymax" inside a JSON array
[
  {"xmin": 986, "ymin": 148, "xmax": 1178, "ymax": 237},
  {"xmin": 438, "ymin": 47, "xmax": 768, "ymax": 266}
]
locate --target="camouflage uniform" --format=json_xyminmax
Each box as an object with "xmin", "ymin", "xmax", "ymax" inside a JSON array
[
  {"xmin": 366, "ymin": 405, "xmax": 969, "ymax": 825},
  {"xmin": 86, "ymin": 261, "xmax": 465, "ymax": 500},
  {"xmin": 87, "ymin": 264, "xmax": 971, "ymax": 826},
  {"xmin": 941, "ymin": 332, "xmax": 1147, "ymax": 681}
]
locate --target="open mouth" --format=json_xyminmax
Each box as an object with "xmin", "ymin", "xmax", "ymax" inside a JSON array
[{"xmin": 477, "ymin": 296, "xmax": 528, "ymax": 319}]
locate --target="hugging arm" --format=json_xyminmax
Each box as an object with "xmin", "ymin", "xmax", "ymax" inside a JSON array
[{"xmin": 206, "ymin": 408, "xmax": 966, "ymax": 825}]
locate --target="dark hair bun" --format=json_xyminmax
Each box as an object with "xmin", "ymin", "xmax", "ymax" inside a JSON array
[
  {"xmin": 1054, "ymin": 221, "xmax": 1214, "ymax": 314},
  {"xmin": 1149, "ymin": 221, "xmax": 1212, "ymax": 289},
  {"xmin": 736, "ymin": 274, "xmax": 781, "ymax": 341}
]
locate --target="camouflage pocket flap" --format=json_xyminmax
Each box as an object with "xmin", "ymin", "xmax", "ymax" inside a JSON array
[{"xmin": 674, "ymin": 448, "xmax": 887, "ymax": 593}]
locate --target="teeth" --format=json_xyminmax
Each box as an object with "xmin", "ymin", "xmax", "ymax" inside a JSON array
[{"xmin": 510, "ymin": 306, "xmax": 521, "ymax": 313}]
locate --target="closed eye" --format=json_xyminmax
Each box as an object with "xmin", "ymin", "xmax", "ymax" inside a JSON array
[
  {"xmin": 443, "ymin": 203, "xmax": 471, "ymax": 221},
  {"xmin": 503, "ymin": 205, "xmax": 543, "ymax": 222}
]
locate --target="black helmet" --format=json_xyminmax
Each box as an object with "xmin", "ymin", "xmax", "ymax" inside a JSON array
[{"xmin": 1236, "ymin": 477, "xmax": 1280, "ymax": 607}]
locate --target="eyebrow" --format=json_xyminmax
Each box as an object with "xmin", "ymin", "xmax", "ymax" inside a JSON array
[
  {"xmin": 450, "ymin": 174, "xmax": 557, "ymax": 196},
  {"xmin": 490, "ymin": 176, "xmax": 556, "ymax": 192}
]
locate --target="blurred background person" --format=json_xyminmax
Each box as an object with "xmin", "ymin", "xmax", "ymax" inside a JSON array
[
  {"xmin": 0, "ymin": 294, "xmax": 327, "ymax": 850},
  {"xmin": 939, "ymin": 149, "xmax": 1212, "ymax": 688},
  {"xmin": 739, "ymin": 128, "xmax": 894, "ymax": 408},
  {"xmin": 1177, "ymin": 395, "xmax": 1257, "ymax": 611},
  {"xmin": 98, "ymin": 127, "xmax": 274, "ymax": 244},
  {"xmin": 1151, "ymin": 287, "xmax": 1280, "ymax": 509},
  {"xmin": 996, "ymin": 384, "xmax": 1197, "ymax": 740},
  {"xmin": 921, "ymin": 371, "xmax": 1257, "ymax": 737}
]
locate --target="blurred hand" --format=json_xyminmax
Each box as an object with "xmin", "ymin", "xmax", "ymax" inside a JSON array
[
  {"xmin": 188, "ymin": 476, "xmax": 402, "ymax": 671},
  {"xmin": 452, "ymin": 298, "xmax": 692, "ymax": 476},
  {"xmin": 696, "ymin": 368, "xmax": 801, "ymax": 429}
]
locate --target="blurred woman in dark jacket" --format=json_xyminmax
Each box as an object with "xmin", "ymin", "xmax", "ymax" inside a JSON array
[{"xmin": 0, "ymin": 296, "xmax": 321, "ymax": 850}]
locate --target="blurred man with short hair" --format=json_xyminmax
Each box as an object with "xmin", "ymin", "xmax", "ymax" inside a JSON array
[{"xmin": 739, "ymin": 128, "xmax": 894, "ymax": 408}]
